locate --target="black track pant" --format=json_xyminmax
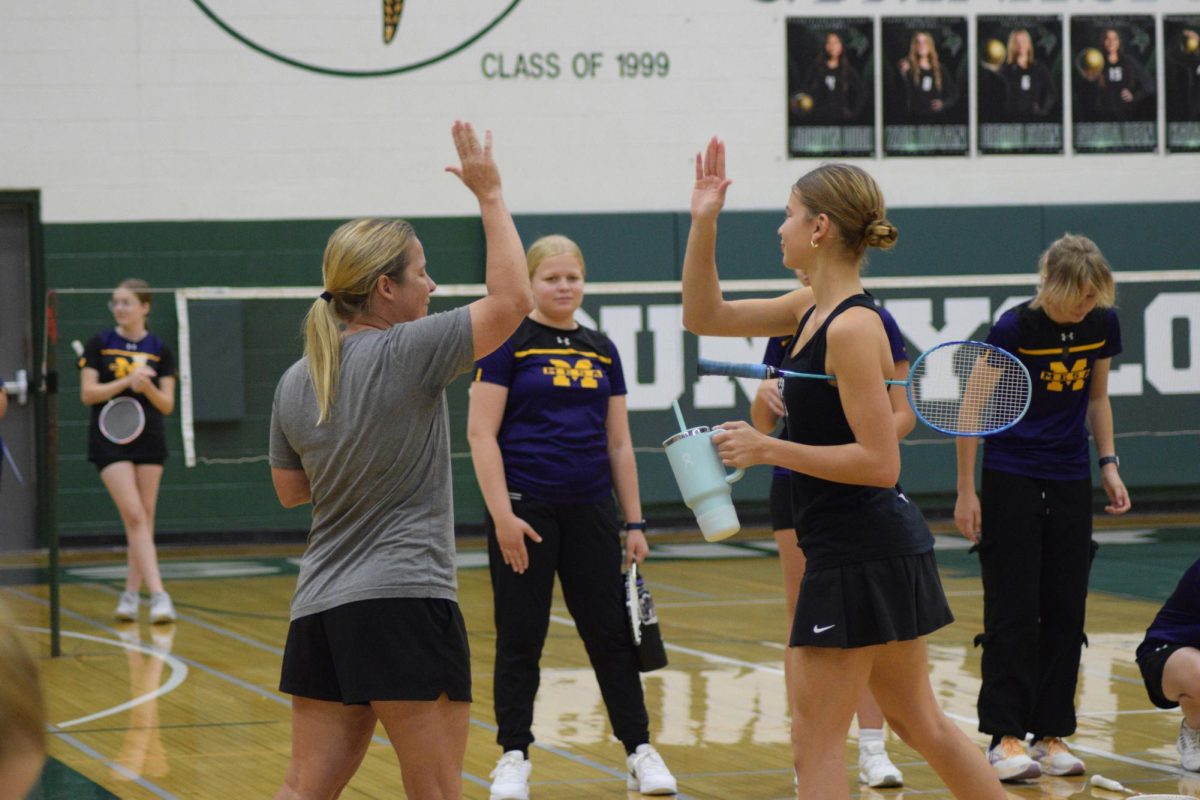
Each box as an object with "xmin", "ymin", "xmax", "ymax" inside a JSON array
[
  {"xmin": 487, "ymin": 496, "xmax": 649, "ymax": 754},
  {"xmin": 976, "ymin": 468, "xmax": 1095, "ymax": 739}
]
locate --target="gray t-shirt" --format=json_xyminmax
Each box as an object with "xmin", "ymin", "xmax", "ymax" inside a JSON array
[{"xmin": 269, "ymin": 306, "xmax": 473, "ymax": 620}]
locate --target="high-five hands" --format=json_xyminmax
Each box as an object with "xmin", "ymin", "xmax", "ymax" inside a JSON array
[
  {"xmin": 446, "ymin": 120, "xmax": 502, "ymax": 201},
  {"xmin": 691, "ymin": 137, "xmax": 733, "ymax": 223}
]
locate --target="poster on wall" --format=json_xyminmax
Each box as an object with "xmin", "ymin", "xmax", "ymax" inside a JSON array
[
  {"xmin": 1165, "ymin": 16, "xmax": 1200, "ymax": 153},
  {"xmin": 882, "ymin": 17, "xmax": 969, "ymax": 156},
  {"xmin": 1070, "ymin": 16, "xmax": 1157, "ymax": 153},
  {"xmin": 976, "ymin": 16, "xmax": 1063, "ymax": 155},
  {"xmin": 786, "ymin": 17, "xmax": 875, "ymax": 158}
]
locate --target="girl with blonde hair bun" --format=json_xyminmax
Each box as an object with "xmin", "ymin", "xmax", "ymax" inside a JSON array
[{"xmin": 682, "ymin": 137, "xmax": 1006, "ymax": 800}]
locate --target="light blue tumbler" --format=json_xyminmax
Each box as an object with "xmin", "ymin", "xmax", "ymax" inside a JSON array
[{"xmin": 662, "ymin": 426, "xmax": 745, "ymax": 541}]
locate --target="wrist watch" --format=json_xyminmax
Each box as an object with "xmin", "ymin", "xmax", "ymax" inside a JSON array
[
  {"xmin": 623, "ymin": 520, "xmax": 647, "ymax": 532},
  {"xmin": 1098, "ymin": 455, "xmax": 1119, "ymax": 468}
]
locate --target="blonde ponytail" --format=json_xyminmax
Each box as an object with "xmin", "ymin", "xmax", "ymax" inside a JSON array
[
  {"xmin": 303, "ymin": 218, "xmax": 417, "ymax": 424},
  {"xmin": 304, "ymin": 297, "xmax": 344, "ymax": 425}
]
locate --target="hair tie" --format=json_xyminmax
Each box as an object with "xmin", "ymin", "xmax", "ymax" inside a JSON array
[{"xmin": 320, "ymin": 291, "xmax": 333, "ymax": 302}]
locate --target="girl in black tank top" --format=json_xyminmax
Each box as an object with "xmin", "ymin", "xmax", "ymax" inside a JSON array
[
  {"xmin": 680, "ymin": 140, "xmax": 1006, "ymax": 799},
  {"xmin": 782, "ymin": 294, "xmax": 934, "ymax": 570}
]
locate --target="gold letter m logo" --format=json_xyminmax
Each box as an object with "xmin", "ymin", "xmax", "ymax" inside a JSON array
[
  {"xmin": 1041, "ymin": 359, "xmax": 1089, "ymax": 392},
  {"xmin": 545, "ymin": 358, "xmax": 600, "ymax": 388}
]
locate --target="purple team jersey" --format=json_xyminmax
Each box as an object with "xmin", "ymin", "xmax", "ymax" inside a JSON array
[
  {"xmin": 982, "ymin": 301, "xmax": 1121, "ymax": 481},
  {"xmin": 474, "ymin": 317, "xmax": 627, "ymax": 504}
]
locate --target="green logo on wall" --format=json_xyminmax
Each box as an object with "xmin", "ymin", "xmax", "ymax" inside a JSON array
[{"xmin": 190, "ymin": 0, "xmax": 523, "ymax": 78}]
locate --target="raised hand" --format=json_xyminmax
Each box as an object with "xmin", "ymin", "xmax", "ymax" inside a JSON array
[
  {"xmin": 691, "ymin": 136, "xmax": 733, "ymax": 223},
  {"xmin": 445, "ymin": 120, "xmax": 501, "ymax": 201}
]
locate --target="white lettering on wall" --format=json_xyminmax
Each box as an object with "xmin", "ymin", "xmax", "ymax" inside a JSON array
[
  {"xmin": 600, "ymin": 304, "xmax": 684, "ymax": 410},
  {"xmin": 1144, "ymin": 292, "xmax": 1200, "ymax": 395},
  {"xmin": 582, "ymin": 292, "xmax": 1200, "ymax": 410}
]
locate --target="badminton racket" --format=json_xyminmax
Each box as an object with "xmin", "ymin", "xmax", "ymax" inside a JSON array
[
  {"xmin": 626, "ymin": 561, "xmax": 642, "ymax": 646},
  {"xmin": 697, "ymin": 340, "xmax": 1032, "ymax": 437},
  {"xmin": 98, "ymin": 396, "xmax": 145, "ymax": 445}
]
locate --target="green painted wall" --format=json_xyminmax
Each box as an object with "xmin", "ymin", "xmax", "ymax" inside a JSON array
[{"xmin": 44, "ymin": 204, "xmax": 1200, "ymax": 538}]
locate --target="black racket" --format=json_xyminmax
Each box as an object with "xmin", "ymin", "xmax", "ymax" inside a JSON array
[
  {"xmin": 98, "ymin": 397, "xmax": 145, "ymax": 445},
  {"xmin": 698, "ymin": 340, "xmax": 1032, "ymax": 437}
]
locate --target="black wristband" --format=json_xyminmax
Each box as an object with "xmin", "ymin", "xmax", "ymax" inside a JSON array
[
  {"xmin": 623, "ymin": 520, "xmax": 647, "ymax": 532},
  {"xmin": 1098, "ymin": 455, "xmax": 1119, "ymax": 468}
]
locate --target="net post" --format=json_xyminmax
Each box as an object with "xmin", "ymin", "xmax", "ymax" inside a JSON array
[
  {"xmin": 175, "ymin": 290, "xmax": 197, "ymax": 468},
  {"xmin": 38, "ymin": 289, "xmax": 61, "ymax": 657}
]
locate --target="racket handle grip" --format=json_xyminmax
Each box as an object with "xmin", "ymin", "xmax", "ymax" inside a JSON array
[
  {"xmin": 697, "ymin": 359, "xmax": 773, "ymax": 380},
  {"xmin": 1089, "ymin": 775, "xmax": 1130, "ymax": 793}
]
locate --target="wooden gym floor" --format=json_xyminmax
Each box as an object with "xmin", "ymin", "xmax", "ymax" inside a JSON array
[{"xmin": 3, "ymin": 519, "xmax": 1199, "ymax": 799}]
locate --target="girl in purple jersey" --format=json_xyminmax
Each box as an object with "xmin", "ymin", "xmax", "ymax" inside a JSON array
[
  {"xmin": 752, "ymin": 272, "xmax": 913, "ymax": 789},
  {"xmin": 1137, "ymin": 557, "xmax": 1200, "ymax": 772},
  {"xmin": 468, "ymin": 235, "xmax": 676, "ymax": 800},
  {"xmin": 80, "ymin": 279, "xmax": 177, "ymax": 624},
  {"xmin": 955, "ymin": 234, "xmax": 1131, "ymax": 781},
  {"xmin": 683, "ymin": 137, "xmax": 1005, "ymax": 800}
]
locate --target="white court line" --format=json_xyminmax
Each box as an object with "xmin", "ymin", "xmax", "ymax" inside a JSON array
[
  {"xmin": 51, "ymin": 725, "xmax": 180, "ymax": 800},
  {"xmin": 20, "ymin": 627, "xmax": 189, "ymax": 729}
]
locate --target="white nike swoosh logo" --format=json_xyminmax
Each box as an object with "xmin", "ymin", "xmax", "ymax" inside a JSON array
[{"xmin": 812, "ymin": 624, "xmax": 835, "ymax": 633}]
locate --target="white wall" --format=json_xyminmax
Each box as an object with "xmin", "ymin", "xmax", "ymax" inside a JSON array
[{"xmin": 1, "ymin": 0, "xmax": 1197, "ymax": 223}]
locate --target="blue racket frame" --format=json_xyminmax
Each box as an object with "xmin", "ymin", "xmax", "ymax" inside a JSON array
[{"xmin": 696, "ymin": 339, "xmax": 1032, "ymax": 437}]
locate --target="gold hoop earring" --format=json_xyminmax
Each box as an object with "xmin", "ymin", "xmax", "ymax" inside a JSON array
[{"xmin": 810, "ymin": 239, "xmax": 819, "ymax": 249}]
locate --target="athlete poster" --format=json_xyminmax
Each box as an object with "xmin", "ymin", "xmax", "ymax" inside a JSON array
[
  {"xmin": 786, "ymin": 17, "xmax": 875, "ymax": 158},
  {"xmin": 1165, "ymin": 16, "xmax": 1200, "ymax": 153},
  {"xmin": 882, "ymin": 17, "xmax": 969, "ymax": 156},
  {"xmin": 977, "ymin": 16, "xmax": 1064, "ymax": 155},
  {"xmin": 1070, "ymin": 15, "xmax": 1157, "ymax": 153}
]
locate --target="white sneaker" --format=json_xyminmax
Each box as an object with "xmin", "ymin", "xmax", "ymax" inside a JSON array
[
  {"xmin": 1180, "ymin": 720, "xmax": 1200, "ymax": 772},
  {"xmin": 987, "ymin": 736, "xmax": 1041, "ymax": 781},
  {"xmin": 858, "ymin": 740, "xmax": 903, "ymax": 787},
  {"xmin": 489, "ymin": 751, "xmax": 530, "ymax": 800},
  {"xmin": 148, "ymin": 592, "xmax": 176, "ymax": 624},
  {"xmin": 114, "ymin": 591, "xmax": 140, "ymax": 621},
  {"xmin": 1029, "ymin": 737, "xmax": 1085, "ymax": 776},
  {"xmin": 626, "ymin": 744, "xmax": 676, "ymax": 795}
]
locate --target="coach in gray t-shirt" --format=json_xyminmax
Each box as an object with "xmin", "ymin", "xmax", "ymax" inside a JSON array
[
  {"xmin": 265, "ymin": 122, "xmax": 532, "ymax": 800},
  {"xmin": 270, "ymin": 306, "xmax": 472, "ymax": 619}
]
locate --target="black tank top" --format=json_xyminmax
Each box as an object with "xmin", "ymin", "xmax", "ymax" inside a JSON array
[{"xmin": 781, "ymin": 294, "xmax": 934, "ymax": 570}]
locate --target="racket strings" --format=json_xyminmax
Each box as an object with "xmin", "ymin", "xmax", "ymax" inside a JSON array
[
  {"xmin": 911, "ymin": 343, "xmax": 1030, "ymax": 436},
  {"xmin": 100, "ymin": 397, "xmax": 146, "ymax": 444}
]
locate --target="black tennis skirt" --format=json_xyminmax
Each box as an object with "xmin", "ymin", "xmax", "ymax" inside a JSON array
[
  {"xmin": 87, "ymin": 418, "xmax": 168, "ymax": 470},
  {"xmin": 789, "ymin": 549, "xmax": 953, "ymax": 649}
]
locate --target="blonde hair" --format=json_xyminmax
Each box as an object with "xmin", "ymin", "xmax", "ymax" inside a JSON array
[
  {"xmin": 525, "ymin": 235, "xmax": 586, "ymax": 279},
  {"xmin": 1006, "ymin": 29, "xmax": 1035, "ymax": 66},
  {"xmin": 1032, "ymin": 234, "xmax": 1116, "ymax": 311},
  {"xmin": 0, "ymin": 602, "xmax": 46, "ymax": 763},
  {"xmin": 792, "ymin": 163, "xmax": 898, "ymax": 262},
  {"xmin": 116, "ymin": 278, "xmax": 152, "ymax": 308},
  {"xmin": 907, "ymin": 32, "xmax": 943, "ymax": 91},
  {"xmin": 303, "ymin": 218, "xmax": 416, "ymax": 424}
]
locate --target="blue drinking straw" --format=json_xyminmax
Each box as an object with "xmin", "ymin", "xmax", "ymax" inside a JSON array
[{"xmin": 671, "ymin": 399, "xmax": 688, "ymax": 433}]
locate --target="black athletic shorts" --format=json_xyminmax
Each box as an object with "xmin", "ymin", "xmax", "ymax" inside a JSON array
[
  {"xmin": 280, "ymin": 597, "xmax": 472, "ymax": 705},
  {"xmin": 1136, "ymin": 639, "xmax": 1187, "ymax": 710},
  {"xmin": 769, "ymin": 473, "xmax": 795, "ymax": 533},
  {"xmin": 790, "ymin": 549, "xmax": 954, "ymax": 649}
]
